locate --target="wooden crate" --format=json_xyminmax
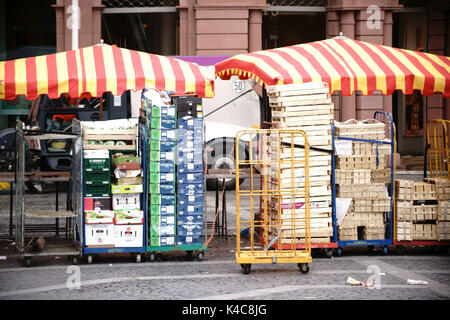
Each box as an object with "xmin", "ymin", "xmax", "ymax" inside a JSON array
[
  {"xmin": 83, "ymin": 127, "xmax": 136, "ymax": 151},
  {"xmin": 396, "ymin": 200, "xmax": 412, "ymax": 221},
  {"xmin": 438, "ymin": 200, "xmax": 450, "ymax": 221},
  {"xmin": 337, "ymin": 183, "xmax": 388, "ymax": 199},
  {"xmin": 396, "ymin": 221, "xmax": 412, "ymax": 241},
  {"xmin": 411, "ymin": 204, "xmax": 438, "ymax": 222},
  {"xmin": 335, "ymin": 155, "xmax": 385, "ymax": 170},
  {"xmin": 413, "ymin": 182, "xmax": 437, "ymax": 201},
  {"xmin": 266, "ymin": 82, "xmax": 330, "ymax": 96},
  {"xmin": 413, "ymin": 223, "xmax": 438, "ymax": 240},
  {"xmin": 334, "ymin": 120, "xmax": 386, "ymax": 140},
  {"xmin": 395, "ymin": 179, "xmax": 414, "ymax": 200},
  {"xmin": 438, "ymin": 221, "xmax": 450, "ymax": 241},
  {"xmin": 423, "ymin": 178, "xmax": 450, "ymax": 201}
]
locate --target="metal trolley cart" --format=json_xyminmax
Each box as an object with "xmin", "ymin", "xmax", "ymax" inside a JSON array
[
  {"xmin": 15, "ymin": 120, "xmax": 82, "ymax": 267},
  {"xmin": 141, "ymin": 101, "xmax": 208, "ymax": 262},
  {"xmin": 393, "ymin": 119, "xmax": 450, "ymax": 253},
  {"xmin": 235, "ymin": 128, "xmax": 312, "ymax": 275},
  {"xmin": 332, "ymin": 111, "xmax": 396, "ymax": 256},
  {"xmin": 74, "ymin": 119, "xmax": 147, "ymax": 263}
]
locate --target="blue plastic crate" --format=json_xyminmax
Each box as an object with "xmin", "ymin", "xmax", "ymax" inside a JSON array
[
  {"xmin": 177, "ymin": 162, "xmax": 203, "ymax": 174},
  {"xmin": 177, "ymin": 173, "xmax": 203, "ymax": 184},
  {"xmin": 178, "ymin": 193, "xmax": 204, "ymax": 206},
  {"xmin": 177, "ymin": 223, "xmax": 203, "ymax": 236},
  {"xmin": 177, "ymin": 182, "xmax": 204, "ymax": 195},
  {"xmin": 150, "ymin": 194, "xmax": 176, "ymax": 206},
  {"xmin": 149, "ymin": 161, "xmax": 175, "ymax": 173},
  {"xmin": 177, "ymin": 235, "xmax": 202, "ymax": 245},
  {"xmin": 177, "ymin": 214, "xmax": 203, "ymax": 224},
  {"xmin": 178, "ymin": 204, "xmax": 203, "ymax": 216}
]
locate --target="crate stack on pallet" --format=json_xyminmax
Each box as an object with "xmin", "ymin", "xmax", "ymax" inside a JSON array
[
  {"xmin": 334, "ymin": 120, "xmax": 391, "ymax": 241},
  {"xmin": 176, "ymin": 116, "xmax": 204, "ymax": 246},
  {"xmin": 266, "ymin": 82, "xmax": 334, "ymax": 244},
  {"xmin": 395, "ymin": 179, "xmax": 414, "ymax": 241},
  {"xmin": 82, "ymin": 119, "xmax": 144, "ymax": 248},
  {"xmin": 424, "ymin": 178, "xmax": 450, "ymax": 241},
  {"xmin": 148, "ymin": 105, "xmax": 178, "ymax": 248}
]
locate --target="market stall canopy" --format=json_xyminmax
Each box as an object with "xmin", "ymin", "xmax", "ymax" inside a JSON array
[
  {"xmin": 0, "ymin": 44, "xmax": 215, "ymax": 100},
  {"xmin": 215, "ymin": 38, "xmax": 450, "ymax": 97}
]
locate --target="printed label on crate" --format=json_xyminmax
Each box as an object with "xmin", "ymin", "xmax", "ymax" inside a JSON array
[
  {"xmin": 177, "ymin": 162, "xmax": 203, "ymax": 174},
  {"xmin": 111, "ymin": 184, "xmax": 143, "ymax": 194},
  {"xmin": 112, "ymin": 193, "xmax": 140, "ymax": 210},
  {"xmin": 177, "ymin": 235, "xmax": 202, "ymax": 245},
  {"xmin": 178, "ymin": 204, "xmax": 203, "ymax": 216},
  {"xmin": 178, "ymin": 194, "xmax": 204, "ymax": 206},
  {"xmin": 85, "ymin": 223, "xmax": 115, "ymax": 246},
  {"xmin": 177, "ymin": 223, "xmax": 203, "ymax": 236},
  {"xmin": 177, "ymin": 214, "xmax": 203, "ymax": 224},
  {"xmin": 114, "ymin": 224, "xmax": 144, "ymax": 247},
  {"xmin": 85, "ymin": 210, "xmax": 115, "ymax": 224},
  {"xmin": 177, "ymin": 173, "xmax": 203, "ymax": 184},
  {"xmin": 114, "ymin": 210, "xmax": 143, "ymax": 225},
  {"xmin": 84, "ymin": 197, "xmax": 111, "ymax": 211},
  {"xmin": 150, "ymin": 194, "xmax": 176, "ymax": 206},
  {"xmin": 84, "ymin": 150, "xmax": 110, "ymax": 159},
  {"xmin": 151, "ymin": 224, "xmax": 175, "ymax": 236},
  {"xmin": 178, "ymin": 183, "xmax": 204, "ymax": 195},
  {"xmin": 149, "ymin": 161, "xmax": 175, "ymax": 173}
]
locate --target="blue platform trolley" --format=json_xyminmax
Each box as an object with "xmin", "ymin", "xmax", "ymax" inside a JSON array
[
  {"xmin": 331, "ymin": 111, "xmax": 396, "ymax": 256},
  {"xmin": 74, "ymin": 119, "xmax": 147, "ymax": 264}
]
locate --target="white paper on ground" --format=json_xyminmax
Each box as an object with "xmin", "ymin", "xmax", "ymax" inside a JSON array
[{"xmin": 336, "ymin": 198, "xmax": 353, "ymax": 226}]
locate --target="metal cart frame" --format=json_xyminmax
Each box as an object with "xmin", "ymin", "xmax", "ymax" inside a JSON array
[
  {"xmin": 235, "ymin": 128, "xmax": 312, "ymax": 274},
  {"xmin": 15, "ymin": 120, "xmax": 82, "ymax": 267},
  {"xmin": 74, "ymin": 119, "xmax": 147, "ymax": 263},
  {"xmin": 331, "ymin": 111, "xmax": 396, "ymax": 256}
]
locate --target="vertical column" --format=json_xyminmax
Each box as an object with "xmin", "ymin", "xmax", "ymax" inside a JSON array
[
  {"xmin": 248, "ymin": 10, "xmax": 262, "ymax": 53},
  {"xmin": 340, "ymin": 10, "xmax": 356, "ymax": 121},
  {"xmin": 327, "ymin": 10, "xmax": 341, "ymax": 120},
  {"xmin": 187, "ymin": 0, "xmax": 197, "ymax": 56},
  {"xmin": 383, "ymin": 10, "xmax": 393, "ymax": 114}
]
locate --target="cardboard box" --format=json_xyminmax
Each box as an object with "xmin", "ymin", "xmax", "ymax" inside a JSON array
[
  {"xmin": 150, "ymin": 204, "xmax": 176, "ymax": 216},
  {"xmin": 151, "ymin": 117, "xmax": 177, "ymax": 129},
  {"xmin": 111, "ymin": 154, "xmax": 140, "ymax": 169},
  {"xmin": 150, "ymin": 139, "xmax": 176, "ymax": 152},
  {"xmin": 178, "ymin": 183, "xmax": 204, "ymax": 195},
  {"xmin": 177, "ymin": 173, "xmax": 203, "ymax": 184},
  {"xmin": 149, "ymin": 172, "xmax": 175, "ymax": 184},
  {"xmin": 177, "ymin": 235, "xmax": 202, "ymax": 245},
  {"xmin": 150, "ymin": 150, "xmax": 175, "ymax": 162},
  {"xmin": 149, "ymin": 183, "xmax": 175, "ymax": 194},
  {"xmin": 112, "ymin": 193, "xmax": 140, "ymax": 210},
  {"xmin": 177, "ymin": 223, "xmax": 203, "ymax": 236},
  {"xmin": 149, "ymin": 161, "xmax": 175, "ymax": 173},
  {"xmin": 178, "ymin": 194, "xmax": 204, "ymax": 206},
  {"xmin": 150, "ymin": 234, "xmax": 175, "ymax": 247},
  {"xmin": 177, "ymin": 214, "xmax": 203, "ymax": 224},
  {"xmin": 150, "ymin": 105, "xmax": 177, "ymax": 119},
  {"xmin": 111, "ymin": 184, "xmax": 143, "ymax": 194},
  {"xmin": 85, "ymin": 210, "xmax": 115, "ymax": 224},
  {"xmin": 177, "ymin": 150, "xmax": 203, "ymax": 163},
  {"xmin": 85, "ymin": 223, "xmax": 115, "ymax": 247},
  {"xmin": 114, "ymin": 224, "xmax": 144, "ymax": 247},
  {"xmin": 84, "ymin": 197, "xmax": 111, "ymax": 211},
  {"xmin": 151, "ymin": 224, "xmax": 175, "ymax": 236},
  {"xmin": 150, "ymin": 128, "xmax": 176, "ymax": 141},
  {"xmin": 151, "ymin": 214, "xmax": 175, "ymax": 226},
  {"xmin": 178, "ymin": 204, "xmax": 203, "ymax": 216},
  {"xmin": 177, "ymin": 162, "xmax": 203, "ymax": 174},
  {"xmin": 113, "ymin": 168, "xmax": 142, "ymax": 179},
  {"xmin": 150, "ymin": 194, "xmax": 176, "ymax": 206},
  {"xmin": 114, "ymin": 210, "xmax": 144, "ymax": 225}
]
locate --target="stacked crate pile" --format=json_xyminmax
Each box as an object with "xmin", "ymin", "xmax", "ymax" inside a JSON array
[
  {"xmin": 395, "ymin": 179, "xmax": 414, "ymax": 241},
  {"xmin": 148, "ymin": 105, "xmax": 178, "ymax": 248},
  {"xmin": 266, "ymin": 82, "xmax": 333, "ymax": 244},
  {"xmin": 410, "ymin": 181, "xmax": 438, "ymax": 240},
  {"xmin": 176, "ymin": 116, "xmax": 204, "ymax": 246},
  {"xmin": 423, "ymin": 178, "xmax": 450, "ymax": 240},
  {"xmin": 335, "ymin": 120, "xmax": 391, "ymax": 241}
]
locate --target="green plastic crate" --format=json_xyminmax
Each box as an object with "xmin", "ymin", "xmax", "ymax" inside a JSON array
[
  {"xmin": 84, "ymin": 158, "xmax": 111, "ymax": 172},
  {"xmin": 85, "ymin": 184, "xmax": 110, "ymax": 197},
  {"xmin": 84, "ymin": 171, "xmax": 110, "ymax": 186}
]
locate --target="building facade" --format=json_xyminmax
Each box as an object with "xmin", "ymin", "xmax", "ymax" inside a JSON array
[{"xmin": 1, "ymin": 0, "xmax": 449, "ymax": 155}]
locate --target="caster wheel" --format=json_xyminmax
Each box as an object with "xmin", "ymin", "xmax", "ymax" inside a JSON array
[
  {"xmin": 396, "ymin": 245, "xmax": 406, "ymax": 255},
  {"xmin": 298, "ymin": 263, "xmax": 309, "ymax": 274},
  {"xmin": 325, "ymin": 248, "xmax": 333, "ymax": 258},
  {"xmin": 241, "ymin": 264, "xmax": 251, "ymax": 275},
  {"xmin": 198, "ymin": 252, "xmax": 203, "ymax": 261},
  {"xmin": 87, "ymin": 255, "xmax": 93, "ymax": 264},
  {"xmin": 24, "ymin": 257, "xmax": 32, "ymax": 267},
  {"xmin": 186, "ymin": 251, "xmax": 193, "ymax": 260},
  {"xmin": 136, "ymin": 254, "xmax": 141, "ymax": 263},
  {"xmin": 383, "ymin": 246, "xmax": 389, "ymax": 256},
  {"xmin": 72, "ymin": 256, "xmax": 78, "ymax": 265},
  {"xmin": 149, "ymin": 253, "xmax": 155, "ymax": 262},
  {"xmin": 337, "ymin": 247, "xmax": 343, "ymax": 257},
  {"xmin": 368, "ymin": 245, "xmax": 374, "ymax": 254}
]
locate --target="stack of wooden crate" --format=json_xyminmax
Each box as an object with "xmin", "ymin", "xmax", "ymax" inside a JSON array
[
  {"xmin": 411, "ymin": 181, "xmax": 438, "ymax": 240},
  {"xmin": 395, "ymin": 179, "xmax": 414, "ymax": 241},
  {"xmin": 335, "ymin": 120, "xmax": 391, "ymax": 241},
  {"xmin": 424, "ymin": 178, "xmax": 450, "ymax": 241},
  {"xmin": 266, "ymin": 82, "xmax": 333, "ymax": 244}
]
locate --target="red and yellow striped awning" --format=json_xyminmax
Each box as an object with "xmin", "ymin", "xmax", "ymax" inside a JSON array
[
  {"xmin": 215, "ymin": 38, "xmax": 450, "ymax": 97},
  {"xmin": 0, "ymin": 44, "xmax": 214, "ymax": 100}
]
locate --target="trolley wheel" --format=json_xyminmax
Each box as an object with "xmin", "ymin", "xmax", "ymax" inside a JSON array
[
  {"xmin": 136, "ymin": 254, "xmax": 142, "ymax": 263},
  {"xmin": 337, "ymin": 247, "xmax": 343, "ymax": 257},
  {"xmin": 324, "ymin": 248, "xmax": 333, "ymax": 258},
  {"xmin": 149, "ymin": 253, "xmax": 155, "ymax": 262},
  {"xmin": 241, "ymin": 264, "xmax": 251, "ymax": 275},
  {"xmin": 72, "ymin": 256, "xmax": 78, "ymax": 265},
  {"xmin": 298, "ymin": 263, "xmax": 309, "ymax": 274},
  {"xmin": 24, "ymin": 257, "xmax": 32, "ymax": 267},
  {"xmin": 87, "ymin": 255, "xmax": 93, "ymax": 264},
  {"xmin": 383, "ymin": 246, "xmax": 389, "ymax": 256},
  {"xmin": 368, "ymin": 245, "xmax": 375, "ymax": 254},
  {"xmin": 198, "ymin": 251, "xmax": 203, "ymax": 261},
  {"xmin": 186, "ymin": 250, "xmax": 193, "ymax": 260},
  {"xmin": 396, "ymin": 245, "xmax": 406, "ymax": 255}
]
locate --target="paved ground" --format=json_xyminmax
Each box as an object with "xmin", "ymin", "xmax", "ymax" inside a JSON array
[{"xmin": 0, "ymin": 177, "xmax": 449, "ymax": 302}]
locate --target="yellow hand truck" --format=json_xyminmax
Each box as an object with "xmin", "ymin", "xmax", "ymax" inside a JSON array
[
  {"xmin": 235, "ymin": 128, "xmax": 312, "ymax": 274},
  {"xmin": 426, "ymin": 119, "xmax": 450, "ymax": 179}
]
